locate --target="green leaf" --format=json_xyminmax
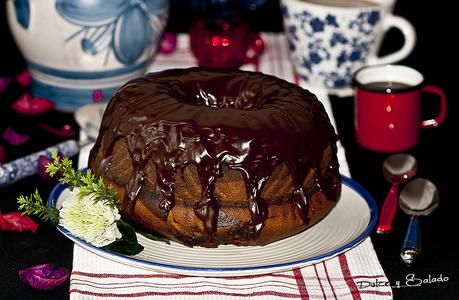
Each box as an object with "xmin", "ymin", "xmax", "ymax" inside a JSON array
[
  {"xmin": 102, "ymin": 220, "xmax": 144, "ymax": 256},
  {"xmin": 102, "ymin": 240, "xmax": 144, "ymax": 256},
  {"xmin": 117, "ymin": 219, "xmax": 138, "ymax": 243}
]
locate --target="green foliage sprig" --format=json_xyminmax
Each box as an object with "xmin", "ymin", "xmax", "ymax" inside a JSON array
[
  {"xmin": 16, "ymin": 150, "xmax": 169, "ymax": 255},
  {"xmin": 17, "ymin": 189, "xmax": 60, "ymax": 226},
  {"xmin": 46, "ymin": 151, "xmax": 118, "ymax": 208}
]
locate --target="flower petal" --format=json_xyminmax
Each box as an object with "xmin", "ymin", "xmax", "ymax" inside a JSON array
[
  {"xmin": 37, "ymin": 154, "xmax": 64, "ymax": 180},
  {"xmin": 19, "ymin": 264, "xmax": 69, "ymax": 290},
  {"xmin": 0, "ymin": 211, "xmax": 39, "ymax": 233},
  {"xmin": 11, "ymin": 93, "xmax": 55, "ymax": 115},
  {"xmin": 2, "ymin": 127, "xmax": 30, "ymax": 146},
  {"xmin": 59, "ymin": 189, "xmax": 122, "ymax": 247},
  {"xmin": 0, "ymin": 145, "xmax": 5, "ymax": 163},
  {"xmin": 37, "ymin": 123, "xmax": 76, "ymax": 138},
  {"xmin": 92, "ymin": 89, "xmax": 104, "ymax": 102},
  {"xmin": 0, "ymin": 77, "xmax": 11, "ymax": 93},
  {"xmin": 16, "ymin": 69, "xmax": 31, "ymax": 87},
  {"xmin": 113, "ymin": 7, "xmax": 151, "ymax": 64},
  {"xmin": 55, "ymin": 0, "xmax": 128, "ymax": 26},
  {"xmin": 159, "ymin": 32, "xmax": 177, "ymax": 54}
]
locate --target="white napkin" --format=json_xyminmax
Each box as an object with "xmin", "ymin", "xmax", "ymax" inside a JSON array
[{"xmin": 73, "ymin": 33, "xmax": 391, "ymax": 300}]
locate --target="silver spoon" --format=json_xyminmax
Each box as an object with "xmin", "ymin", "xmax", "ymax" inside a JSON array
[
  {"xmin": 376, "ymin": 154, "xmax": 417, "ymax": 234},
  {"xmin": 399, "ymin": 178, "xmax": 439, "ymax": 266}
]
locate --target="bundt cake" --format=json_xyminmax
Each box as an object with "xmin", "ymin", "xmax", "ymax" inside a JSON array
[{"xmin": 88, "ymin": 67, "xmax": 341, "ymax": 247}]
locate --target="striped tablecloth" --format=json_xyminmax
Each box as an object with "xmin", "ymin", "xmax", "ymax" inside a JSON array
[{"xmin": 73, "ymin": 33, "xmax": 392, "ymax": 300}]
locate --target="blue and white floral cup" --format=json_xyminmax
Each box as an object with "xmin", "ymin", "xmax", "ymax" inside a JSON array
[
  {"xmin": 6, "ymin": 0, "xmax": 169, "ymax": 111},
  {"xmin": 280, "ymin": 0, "xmax": 415, "ymax": 94}
]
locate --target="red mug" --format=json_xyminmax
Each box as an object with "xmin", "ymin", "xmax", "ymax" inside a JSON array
[
  {"xmin": 189, "ymin": 16, "xmax": 264, "ymax": 69},
  {"xmin": 353, "ymin": 65, "xmax": 447, "ymax": 152}
]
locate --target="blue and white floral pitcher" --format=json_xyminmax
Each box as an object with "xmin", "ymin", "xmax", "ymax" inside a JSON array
[{"xmin": 6, "ymin": 0, "xmax": 169, "ymax": 111}]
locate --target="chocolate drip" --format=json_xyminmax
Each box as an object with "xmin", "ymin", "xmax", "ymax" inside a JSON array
[
  {"xmin": 193, "ymin": 150, "xmax": 223, "ymax": 235},
  {"xmin": 286, "ymin": 160, "xmax": 312, "ymax": 224},
  {"xmin": 156, "ymin": 161, "xmax": 175, "ymax": 215},
  {"xmin": 89, "ymin": 68, "xmax": 339, "ymax": 238},
  {"xmin": 318, "ymin": 163, "xmax": 341, "ymax": 201},
  {"xmin": 246, "ymin": 176, "xmax": 269, "ymax": 235},
  {"xmin": 193, "ymin": 178, "xmax": 219, "ymax": 235}
]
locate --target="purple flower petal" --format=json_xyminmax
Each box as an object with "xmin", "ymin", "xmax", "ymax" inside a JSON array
[
  {"xmin": 19, "ymin": 264, "xmax": 69, "ymax": 290},
  {"xmin": 2, "ymin": 127, "xmax": 30, "ymax": 146},
  {"xmin": 12, "ymin": 93, "xmax": 55, "ymax": 116},
  {"xmin": 0, "ymin": 211, "xmax": 39, "ymax": 233},
  {"xmin": 16, "ymin": 69, "xmax": 32, "ymax": 87},
  {"xmin": 37, "ymin": 153, "xmax": 64, "ymax": 180},
  {"xmin": 0, "ymin": 77, "xmax": 11, "ymax": 93},
  {"xmin": 92, "ymin": 89, "xmax": 104, "ymax": 102},
  {"xmin": 0, "ymin": 145, "xmax": 5, "ymax": 163},
  {"xmin": 37, "ymin": 123, "xmax": 76, "ymax": 138},
  {"xmin": 159, "ymin": 32, "xmax": 177, "ymax": 54}
]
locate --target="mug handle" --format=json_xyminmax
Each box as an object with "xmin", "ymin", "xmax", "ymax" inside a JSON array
[
  {"xmin": 367, "ymin": 15, "xmax": 416, "ymax": 65},
  {"xmin": 420, "ymin": 85, "xmax": 447, "ymax": 128},
  {"xmin": 243, "ymin": 33, "xmax": 265, "ymax": 65}
]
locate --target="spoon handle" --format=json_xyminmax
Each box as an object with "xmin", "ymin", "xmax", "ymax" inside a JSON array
[
  {"xmin": 0, "ymin": 140, "xmax": 79, "ymax": 188},
  {"xmin": 376, "ymin": 184, "xmax": 398, "ymax": 234},
  {"xmin": 400, "ymin": 215, "xmax": 421, "ymax": 266}
]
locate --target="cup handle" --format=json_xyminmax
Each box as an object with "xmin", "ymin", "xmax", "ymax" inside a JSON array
[
  {"xmin": 367, "ymin": 15, "xmax": 416, "ymax": 65},
  {"xmin": 243, "ymin": 33, "xmax": 265, "ymax": 65},
  {"xmin": 420, "ymin": 85, "xmax": 447, "ymax": 128}
]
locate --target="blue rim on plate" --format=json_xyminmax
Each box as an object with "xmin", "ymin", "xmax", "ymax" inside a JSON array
[{"xmin": 48, "ymin": 175, "xmax": 377, "ymax": 275}]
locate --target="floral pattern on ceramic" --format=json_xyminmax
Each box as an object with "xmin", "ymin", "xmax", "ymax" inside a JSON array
[
  {"xmin": 55, "ymin": 0, "xmax": 169, "ymax": 65},
  {"xmin": 281, "ymin": 4, "xmax": 380, "ymax": 89},
  {"xmin": 14, "ymin": 0, "xmax": 30, "ymax": 29},
  {"xmin": 6, "ymin": 0, "xmax": 169, "ymax": 111}
]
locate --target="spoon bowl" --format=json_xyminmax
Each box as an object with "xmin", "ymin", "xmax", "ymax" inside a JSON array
[
  {"xmin": 399, "ymin": 178, "xmax": 439, "ymax": 266},
  {"xmin": 383, "ymin": 154, "xmax": 418, "ymax": 184},
  {"xmin": 377, "ymin": 153, "xmax": 417, "ymax": 234},
  {"xmin": 399, "ymin": 178, "xmax": 439, "ymax": 216}
]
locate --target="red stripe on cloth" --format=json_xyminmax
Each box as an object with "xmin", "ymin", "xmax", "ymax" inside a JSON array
[
  {"xmin": 293, "ymin": 268, "xmax": 309, "ymax": 299},
  {"xmin": 224, "ymin": 273, "xmax": 297, "ymax": 280},
  {"xmin": 72, "ymin": 271, "xmax": 297, "ymax": 280},
  {"xmin": 322, "ymin": 261, "xmax": 337, "ymax": 299},
  {"xmin": 359, "ymin": 290, "xmax": 392, "ymax": 296},
  {"xmin": 71, "ymin": 279, "xmax": 301, "ymax": 291},
  {"xmin": 294, "ymin": 71, "xmax": 300, "ymax": 86},
  {"xmin": 70, "ymin": 289, "xmax": 304, "ymax": 298},
  {"xmin": 313, "ymin": 264, "xmax": 326, "ymax": 299},
  {"xmin": 339, "ymin": 254, "xmax": 361, "ymax": 300},
  {"xmin": 350, "ymin": 275, "xmax": 387, "ymax": 279},
  {"xmin": 72, "ymin": 271, "xmax": 186, "ymax": 279}
]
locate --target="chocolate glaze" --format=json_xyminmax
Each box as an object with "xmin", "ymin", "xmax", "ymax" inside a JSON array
[{"xmin": 89, "ymin": 68, "xmax": 340, "ymax": 239}]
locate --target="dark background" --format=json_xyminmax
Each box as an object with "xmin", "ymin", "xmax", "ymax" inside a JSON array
[{"xmin": 1, "ymin": 0, "xmax": 458, "ymax": 299}]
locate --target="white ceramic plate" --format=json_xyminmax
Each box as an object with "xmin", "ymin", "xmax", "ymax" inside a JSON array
[{"xmin": 49, "ymin": 176, "xmax": 377, "ymax": 277}]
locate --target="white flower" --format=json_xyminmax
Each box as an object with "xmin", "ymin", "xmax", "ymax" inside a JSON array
[{"xmin": 59, "ymin": 188, "xmax": 122, "ymax": 247}]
